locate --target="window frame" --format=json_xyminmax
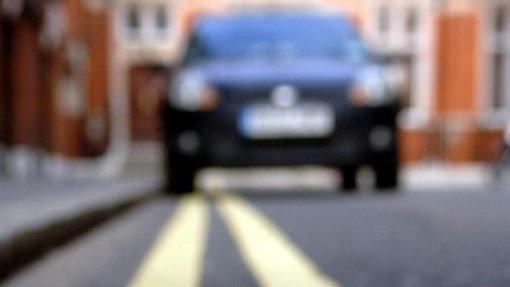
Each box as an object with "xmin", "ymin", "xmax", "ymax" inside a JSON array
[
  {"xmin": 378, "ymin": 6, "xmax": 390, "ymax": 37},
  {"xmin": 153, "ymin": 5, "xmax": 171, "ymax": 40},
  {"xmin": 125, "ymin": 4, "xmax": 140, "ymax": 38},
  {"xmin": 484, "ymin": 3, "xmax": 510, "ymax": 117}
]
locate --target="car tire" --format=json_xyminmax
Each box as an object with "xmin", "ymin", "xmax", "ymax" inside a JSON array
[
  {"xmin": 340, "ymin": 166, "xmax": 358, "ymax": 192},
  {"xmin": 373, "ymin": 156, "xmax": 399, "ymax": 191},
  {"xmin": 165, "ymin": 164, "xmax": 196, "ymax": 195},
  {"xmin": 164, "ymin": 150, "xmax": 197, "ymax": 195},
  {"xmin": 167, "ymin": 166, "xmax": 196, "ymax": 195}
]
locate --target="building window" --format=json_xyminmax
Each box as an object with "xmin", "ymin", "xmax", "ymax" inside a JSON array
[
  {"xmin": 392, "ymin": 55, "xmax": 414, "ymax": 109},
  {"xmin": 374, "ymin": 5, "xmax": 419, "ymax": 110},
  {"xmin": 489, "ymin": 6, "xmax": 509, "ymax": 111},
  {"xmin": 156, "ymin": 7, "xmax": 168, "ymax": 30},
  {"xmin": 492, "ymin": 53, "xmax": 505, "ymax": 109},
  {"xmin": 406, "ymin": 8, "xmax": 418, "ymax": 34},
  {"xmin": 378, "ymin": 6, "xmax": 389, "ymax": 35},
  {"xmin": 495, "ymin": 6, "xmax": 507, "ymax": 33},
  {"xmin": 126, "ymin": 5, "xmax": 140, "ymax": 37},
  {"xmin": 154, "ymin": 6, "xmax": 170, "ymax": 39}
]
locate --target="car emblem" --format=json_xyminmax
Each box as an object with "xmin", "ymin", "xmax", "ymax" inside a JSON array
[{"xmin": 271, "ymin": 85, "xmax": 300, "ymax": 108}]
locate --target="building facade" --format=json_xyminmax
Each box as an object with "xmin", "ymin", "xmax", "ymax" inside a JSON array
[{"xmin": 361, "ymin": 0, "xmax": 509, "ymax": 163}]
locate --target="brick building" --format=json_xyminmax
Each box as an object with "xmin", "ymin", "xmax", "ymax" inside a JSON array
[
  {"xmin": 1, "ymin": 0, "xmax": 509, "ymax": 178},
  {"xmin": 0, "ymin": 0, "xmax": 111, "ymax": 177},
  {"xmin": 358, "ymin": 0, "xmax": 509, "ymax": 163}
]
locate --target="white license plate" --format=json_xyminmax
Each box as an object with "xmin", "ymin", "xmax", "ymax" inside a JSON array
[{"xmin": 239, "ymin": 104, "xmax": 335, "ymax": 139}]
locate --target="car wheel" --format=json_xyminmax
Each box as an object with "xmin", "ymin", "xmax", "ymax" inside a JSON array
[
  {"xmin": 164, "ymin": 151, "xmax": 197, "ymax": 195},
  {"xmin": 166, "ymin": 166, "xmax": 196, "ymax": 195},
  {"xmin": 373, "ymin": 156, "xmax": 399, "ymax": 191},
  {"xmin": 340, "ymin": 166, "xmax": 358, "ymax": 192}
]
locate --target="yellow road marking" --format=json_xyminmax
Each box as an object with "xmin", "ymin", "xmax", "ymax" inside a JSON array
[
  {"xmin": 129, "ymin": 195, "xmax": 209, "ymax": 287},
  {"xmin": 217, "ymin": 195, "xmax": 341, "ymax": 287}
]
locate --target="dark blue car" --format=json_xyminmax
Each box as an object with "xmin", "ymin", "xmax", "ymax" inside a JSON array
[{"xmin": 163, "ymin": 13, "xmax": 400, "ymax": 193}]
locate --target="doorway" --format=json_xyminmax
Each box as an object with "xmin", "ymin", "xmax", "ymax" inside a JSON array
[{"xmin": 129, "ymin": 65, "xmax": 171, "ymax": 142}]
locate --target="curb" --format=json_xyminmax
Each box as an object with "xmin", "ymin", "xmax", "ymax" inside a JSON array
[{"xmin": 0, "ymin": 177, "xmax": 163, "ymax": 280}]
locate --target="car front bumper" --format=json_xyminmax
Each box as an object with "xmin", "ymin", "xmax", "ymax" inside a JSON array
[{"xmin": 163, "ymin": 102, "xmax": 399, "ymax": 168}]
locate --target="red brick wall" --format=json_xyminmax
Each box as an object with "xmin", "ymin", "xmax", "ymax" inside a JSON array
[
  {"xmin": 44, "ymin": 43, "xmax": 65, "ymax": 154},
  {"xmin": 46, "ymin": 0, "xmax": 110, "ymax": 157},
  {"xmin": 83, "ymin": 4, "xmax": 110, "ymax": 156},
  {"xmin": 0, "ymin": 20, "xmax": 10, "ymax": 146},
  {"xmin": 129, "ymin": 66, "xmax": 171, "ymax": 142},
  {"xmin": 436, "ymin": 14, "xmax": 480, "ymax": 115},
  {"xmin": 10, "ymin": 18, "xmax": 44, "ymax": 148},
  {"xmin": 399, "ymin": 129, "xmax": 431, "ymax": 163}
]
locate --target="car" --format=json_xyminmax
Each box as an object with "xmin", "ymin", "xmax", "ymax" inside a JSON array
[{"xmin": 162, "ymin": 13, "xmax": 400, "ymax": 194}]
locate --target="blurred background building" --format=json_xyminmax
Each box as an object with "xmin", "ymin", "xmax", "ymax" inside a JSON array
[
  {"xmin": 0, "ymin": 0, "xmax": 509, "ymax": 178},
  {"xmin": 0, "ymin": 0, "xmax": 110, "ymax": 178}
]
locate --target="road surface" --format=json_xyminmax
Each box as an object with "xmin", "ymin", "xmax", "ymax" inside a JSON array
[{"xmin": 5, "ymin": 187, "xmax": 510, "ymax": 287}]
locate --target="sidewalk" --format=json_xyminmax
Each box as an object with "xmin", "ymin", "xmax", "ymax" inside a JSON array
[
  {"xmin": 197, "ymin": 163, "xmax": 495, "ymax": 192},
  {"xmin": 402, "ymin": 163, "xmax": 494, "ymax": 191},
  {"xmin": 0, "ymin": 172, "xmax": 163, "ymax": 278}
]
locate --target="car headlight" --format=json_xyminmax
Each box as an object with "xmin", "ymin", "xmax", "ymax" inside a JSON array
[
  {"xmin": 170, "ymin": 73, "xmax": 219, "ymax": 112},
  {"xmin": 348, "ymin": 70, "xmax": 391, "ymax": 107}
]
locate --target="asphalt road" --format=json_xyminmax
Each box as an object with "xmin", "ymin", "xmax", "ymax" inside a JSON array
[{"xmin": 4, "ymin": 187, "xmax": 510, "ymax": 287}]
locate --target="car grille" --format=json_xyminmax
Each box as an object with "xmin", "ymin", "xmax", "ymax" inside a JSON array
[{"xmin": 218, "ymin": 85, "xmax": 351, "ymax": 107}]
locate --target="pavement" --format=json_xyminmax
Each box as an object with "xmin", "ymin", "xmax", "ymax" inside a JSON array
[
  {"xmin": 3, "ymin": 184, "xmax": 510, "ymax": 287},
  {"xmin": 198, "ymin": 163, "xmax": 495, "ymax": 192},
  {"xmin": 401, "ymin": 163, "xmax": 494, "ymax": 191},
  {"xmin": 0, "ymin": 173, "xmax": 163, "ymax": 277}
]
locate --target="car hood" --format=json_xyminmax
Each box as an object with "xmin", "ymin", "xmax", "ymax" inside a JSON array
[{"xmin": 182, "ymin": 58, "xmax": 377, "ymax": 88}]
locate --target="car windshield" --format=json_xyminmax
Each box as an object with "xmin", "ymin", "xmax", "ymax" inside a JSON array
[{"xmin": 186, "ymin": 14, "xmax": 367, "ymax": 62}]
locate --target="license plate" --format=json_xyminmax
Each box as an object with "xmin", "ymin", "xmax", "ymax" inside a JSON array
[{"xmin": 239, "ymin": 104, "xmax": 335, "ymax": 140}]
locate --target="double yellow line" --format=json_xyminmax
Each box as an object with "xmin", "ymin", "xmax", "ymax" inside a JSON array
[
  {"xmin": 129, "ymin": 195, "xmax": 208, "ymax": 287},
  {"xmin": 129, "ymin": 194, "xmax": 341, "ymax": 287}
]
